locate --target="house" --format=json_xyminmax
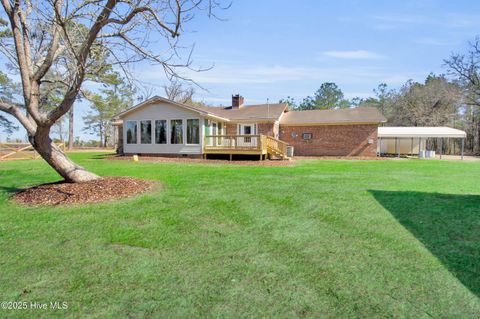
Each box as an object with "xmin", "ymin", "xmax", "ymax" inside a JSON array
[{"xmin": 113, "ymin": 94, "xmax": 386, "ymax": 159}]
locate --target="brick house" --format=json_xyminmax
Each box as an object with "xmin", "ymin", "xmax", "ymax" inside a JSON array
[{"xmin": 113, "ymin": 94, "xmax": 386, "ymax": 159}]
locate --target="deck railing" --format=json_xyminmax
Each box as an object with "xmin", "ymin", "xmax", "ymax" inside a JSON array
[
  {"xmin": 204, "ymin": 135, "xmax": 262, "ymax": 150},
  {"xmin": 204, "ymin": 134, "xmax": 289, "ymax": 159},
  {"xmin": 264, "ymin": 135, "xmax": 288, "ymax": 156}
]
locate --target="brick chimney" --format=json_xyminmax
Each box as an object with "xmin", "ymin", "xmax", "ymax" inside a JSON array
[{"xmin": 232, "ymin": 94, "xmax": 244, "ymax": 109}]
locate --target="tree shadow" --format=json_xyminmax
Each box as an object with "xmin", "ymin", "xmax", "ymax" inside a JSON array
[
  {"xmin": 0, "ymin": 186, "xmax": 21, "ymax": 194},
  {"xmin": 370, "ymin": 190, "xmax": 480, "ymax": 297},
  {"xmin": 87, "ymin": 153, "xmax": 116, "ymax": 160}
]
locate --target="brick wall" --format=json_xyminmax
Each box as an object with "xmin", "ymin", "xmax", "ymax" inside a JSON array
[
  {"xmin": 225, "ymin": 123, "xmax": 237, "ymax": 135},
  {"xmin": 257, "ymin": 123, "xmax": 275, "ymax": 137},
  {"xmin": 279, "ymin": 124, "xmax": 378, "ymax": 156}
]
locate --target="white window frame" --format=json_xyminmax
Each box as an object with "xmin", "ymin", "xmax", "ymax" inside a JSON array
[
  {"xmin": 238, "ymin": 123, "xmax": 256, "ymax": 135},
  {"xmin": 140, "ymin": 119, "xmax": 153, "ymax": 144},
  {"xmin": 154, "ymin": 119, "xmax": 168, "ymax": 145},
  {"xmin": 186, "ymin": 118, "xmax": 201, "ymax": 145},
  {"xmin": 125, "ymin": 120, "xmax": 138, "ymax": 144},
  {"xmin": 170, "ymin": 119, "xmax": 184, "ymax": 145}
]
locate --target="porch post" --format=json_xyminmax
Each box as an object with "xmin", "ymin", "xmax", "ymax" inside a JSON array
[
  {"xmin": 461, "ymin": 138, "xmax": 464, "ymax": 160},
  {"xmin": 439, "ymin": 138, "xmax": 443, "ymax": 159},
  {"xmin": 378, "ymin": 137, "xmax": 381, "ymax": 156},
  {"xmin": 396, "ymin": 137, "xmax": 400, "ymax": 158}
]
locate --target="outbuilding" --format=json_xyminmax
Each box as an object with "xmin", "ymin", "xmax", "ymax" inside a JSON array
[{"xmin": 377, "ymin": 126, "xmax": 467, "ymax": 159}]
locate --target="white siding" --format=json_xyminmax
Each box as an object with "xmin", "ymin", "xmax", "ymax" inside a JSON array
[{"xmin": 122, "ymin": 102, "xmax": 205, "ymax": 154}]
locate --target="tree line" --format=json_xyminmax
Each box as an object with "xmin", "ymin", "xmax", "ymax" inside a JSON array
[{"xmin": 280, "ymin": 39, "xmax": 480, "ymax": 154}]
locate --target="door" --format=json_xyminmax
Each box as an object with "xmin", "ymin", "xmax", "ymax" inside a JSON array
[{"xmin": 238, "ymin": 124, "xmax": 256, "ymax": 146}]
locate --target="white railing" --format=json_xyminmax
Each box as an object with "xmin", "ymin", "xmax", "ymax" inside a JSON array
[{"xmin": 204, "ymin": 135, "xmax": 261, "ymax": 150}]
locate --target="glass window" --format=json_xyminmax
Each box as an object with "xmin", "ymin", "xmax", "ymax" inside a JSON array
[
  {"xmin": 302, "ymin": 133, "xmax": 313, "ymax": 140},
  {"xmin": 125, "ymin": 121, "xmax": 137, "ymax": 144},
  {"xmin": 155, "ymin": 120, "xmax": 167, "ymax": 144},
  {"xmin": 140, "ymin": 120, "xmax": 152, "ymax": 144},
  {"xmin": 187, "ymin": 119, "xmax": 200, "ymax": 144},
  {"xmin": 171, "ymin": 119, "xmax": 183, "ymax": 144}
]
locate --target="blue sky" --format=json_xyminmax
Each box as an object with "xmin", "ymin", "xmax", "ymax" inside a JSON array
[{"xmin": 4, "ymin": 0, "xmax": 480, "ymax": 141}]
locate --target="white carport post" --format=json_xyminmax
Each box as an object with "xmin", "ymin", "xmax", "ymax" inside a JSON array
[
  {"xmin": 461, "ymin": 138, "xmax": 465, "ymax": 160},
  {"xmin": 439, "ymin": 138, "xmax": 443, "ymax": 159}
]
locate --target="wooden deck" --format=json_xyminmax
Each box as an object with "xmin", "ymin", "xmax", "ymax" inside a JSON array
[{"xmin": 203, "ymin": 135, "xmax": 289, "ymax": 160}]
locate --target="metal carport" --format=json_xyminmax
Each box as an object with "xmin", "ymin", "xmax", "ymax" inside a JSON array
[{"xmin": 378, "ymin": 127, "xmax": 467, "ymax": 159}]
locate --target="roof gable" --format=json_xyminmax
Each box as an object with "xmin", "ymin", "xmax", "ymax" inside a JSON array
[{"xmin": 114, "ymin": 96, "xmax": 229, "ymax": 121}]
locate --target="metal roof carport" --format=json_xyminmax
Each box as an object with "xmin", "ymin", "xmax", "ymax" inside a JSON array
[{"xmin": 377, "ymin": 127, "xmax": 467, "ymax": 159}]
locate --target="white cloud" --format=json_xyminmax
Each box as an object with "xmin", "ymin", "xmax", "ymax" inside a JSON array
[
  {"xmin": 137, "ymin": 62, "xmax": 424, "ymax": 88},
  {"xmin": 414, "ymin": 38, "xmax": 458, "ymax": 46},
  {"xmin": 370, "ymin": 13, "xmax": 480, "ymax": 29},
  {"xmin": 321, "ymin": 50, "xmax": 385, "ymax": 60}
]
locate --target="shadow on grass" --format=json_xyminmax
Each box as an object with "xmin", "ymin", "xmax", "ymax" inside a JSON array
[
  {"xmin": 0, "ymin": 186, "xmax": 21, "ymax": 194},
  {"xmin": 370, "ymin": 190, "xmax": 480, "ymax": 297},
  {"xmin": 87, "ymin": 153, "xmax": 115, "ymax": 160}
]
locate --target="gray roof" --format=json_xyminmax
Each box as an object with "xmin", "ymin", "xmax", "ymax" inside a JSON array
[
  {"xmin": 114, "ymin": 96, "xmax": 386, "ymax": 125},
  {"xmin": 280, "ymin": 107, "xmax": 387, "ymax": 125}
]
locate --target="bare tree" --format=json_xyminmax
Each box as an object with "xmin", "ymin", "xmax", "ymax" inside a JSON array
[
  {"xmin": 445, "ymin": 38, "xmax": 480, "ymax": 154},
  {"xmin": 0, "ymin": 0, "xmax": 225, "ymax": 182},
  {"xmin": 164, "ymin": 79, "xmax": 195, "ymax": 103}
]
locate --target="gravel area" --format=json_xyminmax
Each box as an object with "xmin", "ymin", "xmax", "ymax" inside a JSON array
[{"xmin": 12, "ymin": 176, "xmax": 157, "ymax": 206}]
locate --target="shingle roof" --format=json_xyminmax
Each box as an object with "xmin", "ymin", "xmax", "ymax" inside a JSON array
[
  {"xmin": 114, "ymin": 96, "xmax": 287, "ymax": 122},
  {"xmin": 114, "ymin": 96, "xmax": 230, "ymax": 121},
  {"xmin": 280, "ymin": 107, "xmax": 386, "ymax": 125},
  {"xmin": 196, "ymin": 103, "xmax": 287, "ymax": 121}
]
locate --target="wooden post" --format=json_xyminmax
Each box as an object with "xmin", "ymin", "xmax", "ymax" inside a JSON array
[
  {"xmin": 229, "ymin": 154, "xmax": 232, "ymax": 161},
  {"xmin": 410, "ymin": 138, "xmax": 414, "ymax": 156}
]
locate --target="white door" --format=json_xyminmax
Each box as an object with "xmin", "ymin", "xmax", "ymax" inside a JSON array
[{"xmin": 238, "ymin": 124, "xmax": 256, "ymax": 146}]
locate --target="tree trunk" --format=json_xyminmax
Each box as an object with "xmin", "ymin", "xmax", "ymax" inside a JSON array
[
  {"xmin": 68, "ymin": 106, "xmax": 74, "ymax": 150},
  {"xmin": 31, "ymin": 127, "xmax": 99, "ymax": 183},
  {"xmin": 99, "ymin": 125, "xmax": 103, "ymax": 147}
]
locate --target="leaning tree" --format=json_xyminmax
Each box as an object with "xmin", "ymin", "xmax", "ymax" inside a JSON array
[{"xmin": 0, "ymin": 0, "xmax": 224, "ymax": 182}]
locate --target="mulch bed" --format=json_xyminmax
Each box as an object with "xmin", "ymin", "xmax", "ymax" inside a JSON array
[
  {"xmin": 12, "ymin": 176, "xmax": 157, "ymax": 206},
  {"xmin": 108, "ymin": 155, "xmax": 295, "ymax": 166}
]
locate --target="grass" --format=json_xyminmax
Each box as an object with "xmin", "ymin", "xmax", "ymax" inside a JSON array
[{"xmin": 0, "ymin": 152, "xmax": 479, "ymax": 318}]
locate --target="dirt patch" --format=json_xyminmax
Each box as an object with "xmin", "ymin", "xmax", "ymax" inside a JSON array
[
  {"xmin": 12, "ymin": 176, "xmax": 157, "ymax": 206},
  {"xmin": 108, "ymin": 155, "xmax": 295, "ymax": 166}
]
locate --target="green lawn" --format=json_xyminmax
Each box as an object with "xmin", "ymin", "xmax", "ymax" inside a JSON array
[{"xmin": 1, "ymin": 153, "xmax": 479, "ymax": 318}]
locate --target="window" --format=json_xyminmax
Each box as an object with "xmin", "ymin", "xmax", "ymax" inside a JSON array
[
  {"xmin": 155, "ymin": 120, "xmax": 167, "ymax": 144},
  {"xmin": 187, "ymin": 119, "xmax": 200, "ymax": 144},
  {"xmin": 171, "ymin": 119, "xmax": 183, "ymax": 144},
  {"xmin": 125, "ymin": 121, "xmax": 137, "ymax": 144},
  {"xmin": 302, "ymin": 133, "xmax": 313, "ymax": 140},
  {"xmin": 140, "ymin": 120, "xmax": 152, "ymax": 144}
]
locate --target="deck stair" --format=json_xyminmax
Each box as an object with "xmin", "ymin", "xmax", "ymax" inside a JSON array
[{"xmin": 264, "ymin": 135, "xmax": 289, "ymax": 160}]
